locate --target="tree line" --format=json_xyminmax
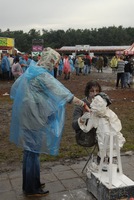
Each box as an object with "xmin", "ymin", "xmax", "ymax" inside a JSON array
[{"xmin": 0, "ymin": 26, "xmax": 134, "ymax": 53}]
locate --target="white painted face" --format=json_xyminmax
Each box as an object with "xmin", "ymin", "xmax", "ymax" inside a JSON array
[
  {"xmin": 89, "ymin": 86, "xmax": 100, "ymax": 99},
  {"xmin": 90, "ymin": 95, "xmax": 107, "ymax": 116}
]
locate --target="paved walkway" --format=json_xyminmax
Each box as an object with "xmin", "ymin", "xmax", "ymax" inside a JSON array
[{"xmin": 0, "ymin": 152, "xmax": 134, "ymax": 200}]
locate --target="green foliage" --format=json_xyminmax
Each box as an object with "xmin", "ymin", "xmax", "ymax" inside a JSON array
[{"xmin": 0, "ymin": 26, "xmax": 134, "ymax": 52}]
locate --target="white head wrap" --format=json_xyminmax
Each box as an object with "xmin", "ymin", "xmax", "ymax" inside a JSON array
[
  {"xmin": 90, "ymin": 95, "xmax": 107, "ymax": 116},
  {"xmin": 37, "ymin": 47, "xmax": 61, "ymax": 71}
]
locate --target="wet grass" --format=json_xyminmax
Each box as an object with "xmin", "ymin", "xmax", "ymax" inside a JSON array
[{"xmin": 0, "ymin": 71, "xmax": 134, "ymax": 165}]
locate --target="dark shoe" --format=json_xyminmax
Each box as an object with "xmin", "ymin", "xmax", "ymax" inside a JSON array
[{"xmin": 25, "ymin": 188, "xmax": 49, "ymax": 197}]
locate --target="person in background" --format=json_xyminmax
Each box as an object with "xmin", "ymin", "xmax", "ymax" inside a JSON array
[
  {"xmin": 110, "ymin": 55, "xmax": 120, "ymax": 73},
  {"xmin": 10, "ymin": 47, "xmax": 90, "ymax": 197},
  {"xmin": 74, "ymin": 56, "xmax": 80, "ymax": 76},
  {"xmin": 11, "ymin": 57, "xmax": 23, "ymax": 80},
  {"xmin": 78, "ymin": 56, "xmax": 84, "ymax": 73},
  {"xmin": 63, "ymin": 55, "xmax": 71, "ymax": 80},
  {"xmin": 69, "ymin": 56, "xmax": 75, "ymax": 72},
  {"xmin": 58, "ymin": 56, "xmax": 63, "ymax": 76},
  {"xmin": 7, "ymin": 53, "xmax": 14, "ymax": 80},
  {"xmin": 0, "ymin": 54, "xmax": 2, "ymax": 79},
  {"xmin": 96, "ymin": 55, "xmax": 104, "ymax": 73},
  {"xmin": 13, "ymin": 54, "xmax": 20, "ymax": 64},
  {"xmin": 115, "ymin": 55, "xmax": 125, "ymax": 89},
  {"xmin": 83, "ymin": 53, "xmax": 91, "ymax": 75},
  {"xmin": 53, "ymin": 62, "xmax": 58, "ymax": 78},
  {"xmin": 1, "ymin": 52, "xmax": 10, "ymax": 80},
  {"xmin": 19, "ymin": 54, "xmax": 28, "ymax": 73},
  {"xmin": 103, "ymin": 55, "xmax": 108, "ymax": 68},
  {"xmin": 124, "ymin": 56, "xmax": 133, "ymax": 88},
  {"xmin": 26, "ymin": 54, "xmax": 33, "ymax": 68}
]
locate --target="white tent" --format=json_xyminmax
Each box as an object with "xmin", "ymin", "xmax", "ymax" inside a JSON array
[
  {"xmin": 14, "ymin": 48, "xmax": 21, "ymax": 54},
  {"xmin": 124, "ymin": 43, "xmax": 134, "ymax": 55}
]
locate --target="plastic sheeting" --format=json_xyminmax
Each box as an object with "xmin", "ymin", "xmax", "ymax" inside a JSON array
[
  {"xmin": 78, "ymin": 95, "xmax": 126, "ymax": 157},
  {"xmin": 10, "ymin": 62, "xmax": 73, "ymax": 155}
]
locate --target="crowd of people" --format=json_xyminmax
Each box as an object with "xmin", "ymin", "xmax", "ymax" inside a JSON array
[
  {"xmin": 0, "ymin": 52, "xmax": 33, "ymax": 81},
  {"xmin": 110, "ymin": 54, "xmax": 134, "ymax": 88},
  {"xmin": 0, "ymin": 51, "xmax": 134, "ymax": 89}
]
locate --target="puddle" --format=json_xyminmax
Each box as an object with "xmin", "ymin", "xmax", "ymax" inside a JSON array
[{"xmin": 102, "ymin": 86, "xmax": 114, "ymax": 91}]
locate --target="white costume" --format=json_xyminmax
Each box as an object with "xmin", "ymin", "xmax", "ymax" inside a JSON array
[{"xmin": 78, "ymin": 94, "xmax": 126, "ymax": 157}]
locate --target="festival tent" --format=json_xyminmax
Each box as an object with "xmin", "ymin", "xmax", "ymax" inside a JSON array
[
  {"xmin": 124, "ymin": 43, "xmax": 134, "ymax": 55},
  {"xmin": 14, "ymin": 48, "xmax": 21, "ymax": 54}
]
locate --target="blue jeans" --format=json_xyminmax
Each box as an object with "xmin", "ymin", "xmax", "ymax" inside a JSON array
[
  {"xmin": 75, "ymin": 67, "xmax": 80, "ymax": 75},
  {"xmin": 116, "ymin": 73, "xmax": 125, "ymax": 88},
  {"xmin": 83, "ymin": 65, "xmax": 91, "ymax": 74},
  {"xmin": 124, "ymin": 72, "xmax": 131, "ymax": 87},
  {"xmin": 23, "ymin": 150, "xmax": 41, "ymax": 193}
]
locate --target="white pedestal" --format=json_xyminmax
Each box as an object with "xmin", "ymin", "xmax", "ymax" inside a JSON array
[{"xmin": 86, "ymin": 169, "xmax": 134, "ymax": 200}]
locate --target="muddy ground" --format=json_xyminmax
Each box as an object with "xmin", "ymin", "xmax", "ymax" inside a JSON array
[{"xmin": 0, "ymin": 67, "xmax": 134, "ymax": 172}]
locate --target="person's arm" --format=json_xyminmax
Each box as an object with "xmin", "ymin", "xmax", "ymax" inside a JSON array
[
  {"xmin": 72, "ymin": 105, "xmax": 84, "ymax": 131},
  {"xmin": 72, "ymin": 96, "xmax": 90, "ymax": 112},
  {"xmin": 36, "ymin": 73, "xmax": 90, "ymax": 112},
  {"xmin": 72, "ymin": 104, "xmax": 92, "ymax": 133}
]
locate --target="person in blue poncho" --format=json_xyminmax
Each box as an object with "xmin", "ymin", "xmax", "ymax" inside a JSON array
[
  {"xmin": 1, "ymin": 52, "xmax": 10, "ymax": 80},
  {"xmin": 10, "ymin": 47, "xmax": 90, "ymax": 197}
]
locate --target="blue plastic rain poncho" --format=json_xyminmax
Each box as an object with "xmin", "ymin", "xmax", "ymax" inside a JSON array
[{"xmin": 10, "ymin": 60, "xmax": 74, "ymax": 156}]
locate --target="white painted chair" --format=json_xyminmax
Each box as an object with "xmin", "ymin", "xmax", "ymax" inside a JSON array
[{"xmin": 98, "ymin": 133, "xmax": 123, "ymax": 188}]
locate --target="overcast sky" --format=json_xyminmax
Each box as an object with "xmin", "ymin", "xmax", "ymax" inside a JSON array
[{"xmin": 0, "ymin": 0, "xmax": 134, "ymax": 33}]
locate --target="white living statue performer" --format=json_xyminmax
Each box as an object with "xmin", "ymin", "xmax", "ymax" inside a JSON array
[{"xmin": 78, "ymin": 92, "xmax": 126, "ymax": 159}]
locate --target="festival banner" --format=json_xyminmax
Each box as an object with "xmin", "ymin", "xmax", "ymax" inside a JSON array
[{"xmin": 0, "ymin": 37, "xmax": 14, "ymax": 47}]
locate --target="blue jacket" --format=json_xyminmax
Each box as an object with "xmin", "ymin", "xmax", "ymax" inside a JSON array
[{"xmin": 1, "ymin": 56, "xmax": 10, "ymax": 72}]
